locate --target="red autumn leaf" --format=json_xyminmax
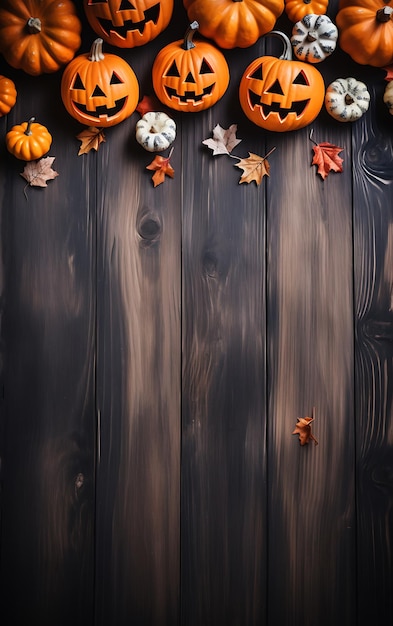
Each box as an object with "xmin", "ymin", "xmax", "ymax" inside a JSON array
[
  {"xmin": 311, "ymin": 142, "xmax": 344, "ymax": 180},
  {"xmin": 292, "ymin": 408, "xmax": 318, "ymax": 446},
  {"xmin": 146, "ymin": 149, "xmax": 175, "ymax": 187},
  {"xmin": 383, "ymin": 65, "xmax": 393, "ymax": 81},
  {"xmin": 136, "ymin": 94, "xmax": 162, "ymax": 116}
]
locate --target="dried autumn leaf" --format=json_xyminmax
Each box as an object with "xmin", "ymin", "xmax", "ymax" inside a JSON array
[
  {"xmin": 292, "ymin": 410, "xmax": 318, "ymax": 446},
  {"xmin": 202, "ymin": 123, "xmax": 242, "ymax": 156},
  {"xmin": 234, "ymin": 149, "xmax": 275, "ymax": 185},
  {"xmin": 136, "ymin": 94, "xmax": 162, "ymax": 116},
  {"xmin": 146, "ymin": 149, "xmax": 175, "ymax": 187},
  {"xmin": 20, "ymin": 156, "xmax": 59, "ymax": 188},
  {"xmin": 77, "ymin": 127, "xmax": 106, "ymax": 155},
  {"xmin": 311, "ymin": 142, "xmax": 344, "ymax": 180}
]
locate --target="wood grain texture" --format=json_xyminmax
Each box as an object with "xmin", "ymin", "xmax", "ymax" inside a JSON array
[
  {"xmin": 93, "ymin": 39, "xmax": 182, "ymax": 624},
  {"xmin": 266, "ymin": 118, "xmax": 356, "ymax": 625},
  {"xmin": 352, "ymin": 71, "xmax": 393, "ymax": 626},
  {"xmin": 181, "ymin": 100, "xmax": 268, "ymax": 625},
  {"xmin": 0, "ymin": 66, "xmax": 96, "ymax": 625}
]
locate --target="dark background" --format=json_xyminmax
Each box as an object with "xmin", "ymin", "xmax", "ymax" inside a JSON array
[{"xmin": 0, "ymin": 1, "xmax": 392, "ymax": 625}]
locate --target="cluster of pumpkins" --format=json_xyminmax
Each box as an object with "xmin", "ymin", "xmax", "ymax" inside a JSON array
[{"xmin": 0, "ymin": 0, "xmax": 392, "ymax": 160}]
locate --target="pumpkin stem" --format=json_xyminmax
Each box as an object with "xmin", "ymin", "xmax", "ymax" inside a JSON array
[
  {"xmin": 306, "ymin": 31, "xmax": 318, "ymax": 42},
  {"xmin": 183, "ymin": 21, "xmax": 199, "ymax": 50},
  {"xmin": 376, "ymin": 6, "xmax": 393, "ymax": 21},
  {"xmin": 263, "ymin": 30, "xmax": 293, "ymax": 61},
  {"xmin": 27, "ymin": 17, "xmax": 41, "ymax": 34},
  {"xmin": 89, "ymin": 38, "xmax": 105, "ymax": 62},
  {"xmin": 25, "ymin": 117, "xmax": 35, "ymax": 136},
  {"xmin": 345, "ymin": 94, "xmax": 354, "ymax": 105}
]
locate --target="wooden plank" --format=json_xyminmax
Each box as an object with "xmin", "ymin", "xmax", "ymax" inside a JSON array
[
  {"xmin": 93, "ymin": 37, "xmax": 181, "ymax": 625},
  {"xmin": 0, "ymin": 67, "xmax": 96, "ymax": 625},
  {"xmin": 180, "ymin": 93, "xmax": 268, "ymax": 623},
  {"xmin": 352, "ymin": 69, "xmax": 393, "ymax": 626},
  {"xmin": 266, "ymin": 115, "xmax": 356, "ymax": 624}
]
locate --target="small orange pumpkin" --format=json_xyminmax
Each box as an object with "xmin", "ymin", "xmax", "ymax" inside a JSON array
[
  {"xmin": 183, "ymin": 0, "xmax": 284, "ymax": 48},
  {"xmin": 0, "ymin": 0, "xmax": 82, "ymax": 76},
  {"xmin": 239, "ymin": 30, "xmax": 325, "ymax": 132},
  {"xmin": 152, "ymin": 21, "xmax": 230, "ymax": 112},
  {"xmin": 6, "ymin": 117, "xmax": 52, "ymax": 161},
  {"xmin": 336, "ymin": 0, "xmax": 393, "ymax": 66},
  {"xmin": 0, "ymin": 75, "xmax": 17, "ymax": 117},
  {"xmin": 284, "ymin": 0, "xmax": 328, "ymax": 22},
  {"xmin": 83, "ymin": 0, "xmax": 174, "ymax": 48},
  {"xmin": 61, "ymin": 38, "xmax": 139, "ymax": 128}
]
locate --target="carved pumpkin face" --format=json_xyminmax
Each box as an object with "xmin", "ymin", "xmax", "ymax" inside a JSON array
[
  {"xmin": 152, "ymin": 23, "xmax": 229, "ymax": 113},
  {"xmin": 61, "ymin": 39, "xmax": 139, "ymax": 127},
  {"xmin": 83, "ymin": 0, "xmax": 173, "ymax": 48},
  {"xmin": 239, "ymin": 32, "xmax": 325, "ymax": 132}
]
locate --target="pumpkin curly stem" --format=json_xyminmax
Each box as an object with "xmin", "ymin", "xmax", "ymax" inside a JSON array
[
  {"xmin": 25, "ymin": 117, "xmax": 35, "ymax": 136},
  {"xmin": 89, "ymin": 38, "xmax": 105, "ymax": 62},
  {"xmin": 27, "ymin": 17, "xmax": 41, "ymax": 34},
  {"xmin": 377, "ymin": 6, "xmax": 393, "ymax": 21},
  {"xmin": 264, "ymin": 30, "xmax": 293, "ymax": 61},
  {"xmin": 182, "ymin": 21, "xmax": 199, "ymax": 50}
]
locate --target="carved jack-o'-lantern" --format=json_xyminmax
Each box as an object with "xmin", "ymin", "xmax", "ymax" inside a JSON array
[
  {"xmin": 239, "ymin": 30, "xmax": 324, "ymax": 132},
  {"xmin": 152, "ymin": 21, "xmax": 230, "ymax": 113},
  {"xmin": 83, "ymin": 0, "xmax": 174, "ymax": 48},
  {"xmin": 61, "ymin": 38, "xmax": 139, "ymax": 127}
]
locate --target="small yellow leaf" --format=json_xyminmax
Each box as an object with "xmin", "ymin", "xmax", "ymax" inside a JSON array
[
  {"xmin": 234, "ymin": 148, "xmax": 275, "ymax": 185},
  {"xmin": 77, "ymin": 127, "xmax": 106, "ymax": 155}
]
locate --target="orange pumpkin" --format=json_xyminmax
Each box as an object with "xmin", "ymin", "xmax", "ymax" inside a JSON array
[
  {"xmin": 284, "ymin": 0, "xmax": 328, "ymax": 22},
  {"xmin": 83, "ymin": 0, "xmax": 174, "ymax": 48},
  {"xmin": 0, "ymin": 75, "xmax": 17, "ymax": 117},
  {"xmin": 183, "ymin": 0, "xmax": 284, "ymax": 48},
  {"xmin": 6, "ymin": 117, "xmax": 52, "ymax": 161},
  {"xmin": 61, "ymin": 38, "xmax": 139, "ymax": 128},
  {"xmin": 152, "ymin": 21, "xmax": 230, "ymax": 112},
  {"xmin": 239, "ymin": 30, "xmax": 325, "ymax": 131},
  {"xmin": 0, "ymin": 0, "xmax": 82, "ymax": 76},
  {"xmin": 336, "ymin": 0, "xmax": 393, "ymax": 66}
]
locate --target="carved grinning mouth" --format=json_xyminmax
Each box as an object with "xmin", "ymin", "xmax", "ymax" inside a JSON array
[
  {"xmin": 97, "ymin": 3, "xmax": 160, "ymax": 37},
  {"xmin": 248, "ymin": 89, "xmax": 309, "ymax": 121},
  {"xmin": 164, "ymin": 83, "xmax": 214, "ymax": 103},
  {"xmin": 72, "ymin": 96, "xmax": 127, "ymax": 119}
]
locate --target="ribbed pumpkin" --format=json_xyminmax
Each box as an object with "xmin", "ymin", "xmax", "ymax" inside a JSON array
[
  {"xmin": 336, "ymin": 0, "xmax": 393, "ymax": 66},
  {"xmin": 239, "ymin": 30, "xmax": 325, "ymax": 131},
  {"xmin": 83, "ymin": 0, "xmax": 174, "ymax": 48},
  {"xmin": 152, "ymin": 22, "xmax": 230, "ymax": 112},
  {"xmin": 61, "ymin": 38, "xmax": 139, "ymax": 128},
  {"xmin": 0, "ymin": 0, "xmax": 82, "ymax": 76},
  {"xmin": 6, "ymin": 117, "xmax": 52, "ymax": 161},
  {"xmin": 183, "ymin": 0, "xmax": 284, "ymax": 48},
  {"xmin": 284, "ymin": 0, "xmax": 328, "ymax": 22},
  {"xmin": 0, "ymin": 75, "xmax": 17, "ymax": 116},
  {"xmin": 291, "ymin": 14, "xmax": 338, "ymax": 63}
]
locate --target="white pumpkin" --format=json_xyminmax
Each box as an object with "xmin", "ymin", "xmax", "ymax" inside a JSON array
[
  {"xmin": 325, "ymin": 77, "xmax": 370, "ymax": 122},
  {"xmin": 136, "ymin": 111, "xmax": 176, "ymax": 152},
  {"xmin": 291, "ymin": 14, "xmax": 338, "ymax": 63},
  {"xmin": 383, "ymin": 81, "xmax": 393, "ymax": 115}
]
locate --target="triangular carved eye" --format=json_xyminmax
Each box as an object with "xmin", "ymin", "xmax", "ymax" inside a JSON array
[
  {"xmin": 166, "ymin": 60, "xmax": 180, "ymax": 77},
  {"xmin": 293, "ymin": 71, "xmax": 309, "ymax": 85},
  {"xmin": 92, "ymin": 85, "xmax": 106, "ymax": 97},
  {"xmin": 185, "ymin": 72, "xmax": 195, "ymax": 83},
  {"xmin": 200, "ymin": 59, "xmax": 213, "ymax": 74},
  {"xmin": 267, "ymin": 79, "xmax": 284, "ymax": 95},
  {"xmin": 249, "ymin": 65, "xmax": 263, "ymax": 80},
  {"xmin": 110, "ymin": 72, "xmax": 123, "ymax": 84},
  {"xmin": 120, "ymin": 0, "xmax": 135, "ymax": 8},
  {"xmin": 72, "ymin": 73, "xmax": 85, "ymax": 90}
]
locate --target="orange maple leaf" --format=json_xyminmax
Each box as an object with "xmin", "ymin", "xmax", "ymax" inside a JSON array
[
  {"xmin": 292, "ymin": 408, "xmax": 318, "ymax": 446},
  {"xmin": 146, "ymin": 149, "xmax": 175, "ymax": 187},
  {"xmin": 234, "ymin": 148, "xmax": 276, "ymax": 185},
  {"xmin": 77, "ymin": 127, "xmax": 106, "ymax": 155},
  {"xmin": 311, "ymin": 142, "xmax": 344, "ymax": 180},
  {"xmin": 136, "ymin": 94, "xmax": 162, "ymax": 116}
]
